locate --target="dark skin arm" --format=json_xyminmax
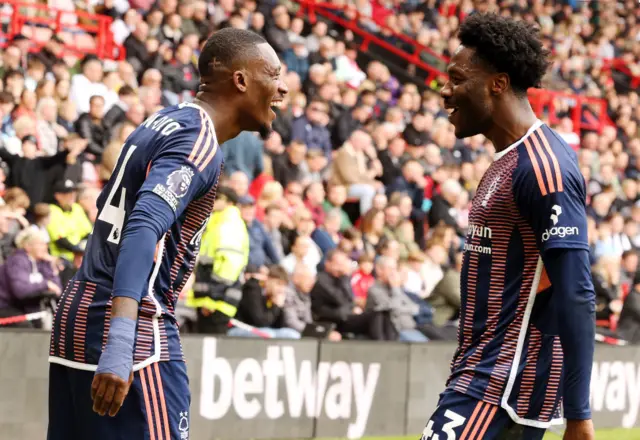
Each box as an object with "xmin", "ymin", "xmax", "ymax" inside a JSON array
[{"xmin": 90, "ymin": 296, "xmax": 138, "ymax": 417}]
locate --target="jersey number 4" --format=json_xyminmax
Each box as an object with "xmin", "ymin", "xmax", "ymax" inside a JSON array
[
  {"xmin": 97, "ymin": 145, "xmax": 137, "ymax": 245},
  {"xmin": 421, "ymin": 410, "xmax": 466, "ymax": 440}
]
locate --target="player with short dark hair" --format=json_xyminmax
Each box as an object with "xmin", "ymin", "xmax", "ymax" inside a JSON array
[
  {"xmin": 48, "ymin": 28, "xmax": 287, "ymax": 439},
  {"xmin": 421, "ymin": 14, "xmax": 596, "ymax": 440}
]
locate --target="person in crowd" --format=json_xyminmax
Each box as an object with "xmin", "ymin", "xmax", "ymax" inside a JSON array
[
  {"xmin": 592, "ymin": 255, "xmax": 623, "ymax": 324},
  {"xmin": 331, "ymin": 129, "xmax": 383, "ymax": 215},
  {"xmin": 322, "ymin": 183, "xmax": 352, "ymax": 231},
  {"xmin": 282, "ymin": 234, "xmax": 317, "ymax": 276},
  {"xmin": 36, "ymin": 97, "xmax": 67, "ymax": 156},
  {"xmin": 303, "ymin": 181, "xmax": 326, "ymax": 227},
  {"xmin": 102, "ymin": 85, "xmax": 138, "ymax": 133},
  {"xmin": 261, "ymin": 203, "xmax": 285, "ymax": 261},
  {"xmin": 227, "ymin": 170, "xmax": 250, "ymax": 199},
  {"xmin": 0, "ymin": 227, "xmax": 61, "ymax": 324},
  {"xmin": 69, "ymin": 56, "xmax": 108, "ymax": 115},
  {"xmin": 367, "ymin": 255, "xmax": 427, "ymax": 342},
  {"xmin": 230, "ymin": 264, "xmax": 301, "ymax": 339},
  {"xmin": 291, "ymin": 98, "xmax": 332, "ymax": 160},
  {"xmin": 239, "ymin": 194, "xmax": 281, "ymax": 268},
  {"xmin": 283, "ymin": 263, "xmax": 342, "ymax": 341},
  {"xmin": 220, "ymin": 131, "xmax": 264, "ymax": 181},
  {"xmin": 351, "ymin": 252, "xmax": 375, "ymax": 309},
  {"xmin": 74, "ymin": 95, "xmax": 108, "ymax": 163},
  {"xmin": 428, "ymin": 178, "xmax": 465, "ymax": 237},
  {"xmin": 617, "ymin": 272, "xmax": 640, "ymax": 344},
  {"xmin": 299, "ymin": 148, "xmax": 328, "ymax": 184},
  {"xmin": 272, "ymin": 139, "xmax": 306, "ymax": 187},
  {"xmin": 46, "ymin": 180, "xmax": 93, "ymax": 269},
  {"xmin": 311, "ymin": 249, "xmax": 395, "ymax": 340},
  {"xmin": 188, "ymin": 187, "xmax": 249, "ymax": 335}
]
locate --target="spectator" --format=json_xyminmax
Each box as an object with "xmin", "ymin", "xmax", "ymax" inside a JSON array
[
  {"xmin": 239, "ymin": 195, "xmax": 281, "ymax": 268},
  {"xmin": 0, "ymin": 227, "xmax": 61, "ymax": 323},
  {"xmin": 291, "ymin": 99, "xmax": 332, "ymax": 160},
  {"xmin": 265, "ymin": 5, "xmax": 291, "ymax": 56},
  {"xmin": 311, "ymin": 208, "xmax": 341, "ymax": 258},
  {"xmin": 282, "ymin": 234, "xmax": 317, "ymax": 276},
  {"xmin": 36, "ymin": 97, "xmax": 67, "ymax": 156},
  {"xmin": 593, "ymin": 255, "xmax": 623, "ymax": 323},
  {"xmin": 299, "ymin": 149, "xmax": 328, "ymax": 184},
  {"xmin": 428, "ymin": 178, "xmax": 464, "ymax": 236},
  {"xmin": 75, "ymin": 95, "xmax": 108, "ymax": 162},
  {"xmin": 220, "ymin": 131, "xmax": 264, "ymax": 181},
  {"xmin": 304, "ymin": 181, "xmax": 326, "ymax": 227},
  {"xmin": 102, "ymin": 85, "xmax": 138, "ymax": 133},
  {"xmin": 273, "ymin": 140, "xmax": 306, "ymax": 187},
  {"xmin": 283, "ymin": 263, "xmax": 342, "ymax": 341},
  {"xmin": 311, "ymin": 249, "xmax": 394, "ymax": 340},
  {"xmin": 262, "ymin": 203, "xmax": 285, "ymax": 262},
  {"xmin": 618, "ymin": 272, "xmax": 640, "ymax": 344},
  {"xmin": 284, "ymin": 36, "xmax": 310, "ymax": 82},
  {"xmin": 69, "ymin": 57, "xmax": 108, "ymax": 115},
  {"xmin": 331, "ymin": 129, "xmax": 383, "ymax": 215},
  {"xmin": 230, "ymin": 265, "xmax": 301, "ymax": 339},
  {"xmin": 189, "ymin": 186, "xmax": 249, "ymax": 335},
  {"xmin": 367, "ymin": 255, "xmax": 427, "ymax": 342},
  {"xmin": 228, "ymin": 170, "xmax": 250, "ymax": 199},
  {"xmin": 322, "ymin": 183, "xmax": 352, "ymax": 231},
  {"xmin": 351, "ymin": 252, "xmax": 375, "ymax": 308},
  {"xmin": 47, "ymin": 180, "xmax": 92, "ymax": 267}
]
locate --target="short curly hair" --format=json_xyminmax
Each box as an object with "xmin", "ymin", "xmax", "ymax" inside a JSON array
[
  {"xmin": 457, "ymin": 13, "xmax": 550, "ymax": 95},
  {"xmin": 198, "ymin": 28, "xmax": 267, "ymax": 78}
]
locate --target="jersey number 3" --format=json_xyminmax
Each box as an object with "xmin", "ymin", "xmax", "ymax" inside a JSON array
[
  {"xmin": 421, "ymin": 410, "xmax": 466, "ymax": 440},
  {"xmin": 97, "ymin": 145, "xmax": 137, "ymax": 245}
]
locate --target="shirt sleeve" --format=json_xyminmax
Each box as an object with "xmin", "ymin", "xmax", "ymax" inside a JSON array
[
  {"xmin": 112, "ymin": 124, "xmax": 221, "ymax": 301},
  {"xmin": 513, "ymin": 159, "xmax": 595, "ymax": 421},
  {"xmin": 512, "ymin": 160, "xmax": 589, "ymax": 252}
]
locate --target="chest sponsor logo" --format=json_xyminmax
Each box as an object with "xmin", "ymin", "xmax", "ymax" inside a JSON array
[
  {"xmin": 200, "ymin": 339, "xmax": 380, "ymax": 439},
  {"xmin": 465, "ymin": 223, "xmax": 492, "ymax": 255}
]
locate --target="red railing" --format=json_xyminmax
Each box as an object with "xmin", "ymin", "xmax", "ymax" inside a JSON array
[
  {"xmin": 295, "ymin": 0, "xmax": 445, "ymax": 85},
  {"xmin": 294, "ymin": 0, "xmax": 610, "ymax": 133},
  {"xmin": 528, "ymin": 88, "xmax": 608, "ymax": 134},
  {"xmin": 603, "ymin": 58, "xmax": 640, "ymax": 89},
  {"xmin": 0, "ymin": 1, "xmax": 124, "ymax": 60}
]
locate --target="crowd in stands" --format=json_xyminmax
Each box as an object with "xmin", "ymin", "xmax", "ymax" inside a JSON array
[{"xmin": 0, "ymin": 0, "xmax": 638, "ymax": 345}]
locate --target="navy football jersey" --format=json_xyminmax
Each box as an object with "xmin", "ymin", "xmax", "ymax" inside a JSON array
[
  {"xmin": 447, "ymin": 121, "xmax": 589, "ymax": 428},
  {"xmin": 49, "ymin": 102, "xmax": 222, "ymax": 369}
]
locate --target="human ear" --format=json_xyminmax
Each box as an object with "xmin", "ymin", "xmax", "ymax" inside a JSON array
[
  {"xmin": 491, "ymin": 73, "xmax": 509, "ymax": 95},
  {"xmin": 233, "ymin": 70, "xmax": 249, "ymax": 93}
]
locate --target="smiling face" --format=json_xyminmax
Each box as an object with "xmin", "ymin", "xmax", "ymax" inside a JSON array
[
  {"xmin": 240, "ymin": 42, "xmax": 288, "ymax": 137},
  {"xmin": 440, "ymin": 45, "xmax": 494, "ymax": 139}
]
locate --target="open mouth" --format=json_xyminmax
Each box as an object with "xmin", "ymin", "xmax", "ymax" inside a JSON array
[
  {"xmin": 270, "ymin": 100, "xmax": 283, "ymax": 110},
  {"xmin": 446, "ymin": 106, "xmax": 459, "ymax": 117}
]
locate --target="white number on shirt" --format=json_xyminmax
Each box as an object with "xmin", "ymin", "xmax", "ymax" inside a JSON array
[
  {"xmin": 97, "ymin": 144, "xmax": 137, "ymax": 245},
  {"xmin": 422, "ymin": 410, "xmax": 466, "ymax": 440}
]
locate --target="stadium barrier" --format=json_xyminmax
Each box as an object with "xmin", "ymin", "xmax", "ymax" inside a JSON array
[{"xmin": 1, "ymin": 331, "xmax": 640, "ymax": 439}]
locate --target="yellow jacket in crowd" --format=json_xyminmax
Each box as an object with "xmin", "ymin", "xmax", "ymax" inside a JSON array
[{"xmin": 185, "ymin": 205, "xmax": 249, "ymax": 314}]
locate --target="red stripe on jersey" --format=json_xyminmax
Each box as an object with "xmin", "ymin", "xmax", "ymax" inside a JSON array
[
  {"xmin": 154, "ymin": 363, "xmax": 172, "ymax": 440},
  {"xmin": 102, "ymin": 298, "xmax": 112, "ymax": 351},
  {"xmin": 73, "ymin": 282, "xmax": 96, "ymax": 362},
  {"xmin": 539, "ymin": 337, "xmax": 564, "ymax": 420},
  {"xmin": 187, "ymin": 110, "xmax": 208, "ymax": 164},
  {"xmin": 516, "ymin": 327, "xmax": 543, "ymax": 417},
  {"xmin": 523, "ymin": 138, "xmax": 547, "ymax": 196},
  {"xmin": 473, "ymin": 405, "xmax": 498, "ymax": 440},
  {"xmin": 484, "ymin": 220, "xmax": 539, "ymax": 404},
  {"xmin": 530, "ymin": 132, "xmax": 556, "ymax": 193},
  {"xmin": 452, "ymin": 250, "xmax": 480, "ymax": 394},
  {"xmin": 466, "ymin": 402, "xmax": 491, "ymax": 440},
  {"xmin": 535, "ymin": 128, "xmax": 563, "ymax": 193},
  {"xmin": 140, "ymin": 367, "xmax": 158, "ymax": 440},
  {"xmin": 459, "ymin": 401, "xmax": 485, "ymax": 440},
  {"xmin": 193, "ymin": 121, "xmax": 215, "ymax": 171},
  {"xmin": 58, "ymin": 282, "xmax": 78, "ymax": 358}
]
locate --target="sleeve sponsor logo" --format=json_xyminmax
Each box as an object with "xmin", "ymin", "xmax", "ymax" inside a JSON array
[{"xmin": 541, "ymin": 204, "xmax": 579, "ymax": 242}]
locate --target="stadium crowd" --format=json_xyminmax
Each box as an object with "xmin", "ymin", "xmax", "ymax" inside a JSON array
[{"xmin": 0, "ymin": 0, "xmax": 638, "ymax": 344}]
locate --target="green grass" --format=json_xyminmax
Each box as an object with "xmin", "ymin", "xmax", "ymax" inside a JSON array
[{"xmin": 306, "ymin": 431, "xmax": 640, "ymax": 440}]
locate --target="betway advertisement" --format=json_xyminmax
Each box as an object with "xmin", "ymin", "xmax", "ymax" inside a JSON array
[
  {"xmin": 185, "ymin": 337, "xmax": 410, "ymax": 440},
  {"xmin": 590, "ymin": 345, "xmax": 640, "ymax": 430}
]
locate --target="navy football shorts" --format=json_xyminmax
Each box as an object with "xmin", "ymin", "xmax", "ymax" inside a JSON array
[
  {"xmin": 48, "ymin": 361, "xmax": 191, "ymax": 440},
  {"xmin": 420, "ymin": 390, "xmax": 546, "ymax": 440}
]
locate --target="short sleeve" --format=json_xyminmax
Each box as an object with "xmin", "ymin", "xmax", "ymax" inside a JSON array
[
  {"xmin": 513, "ymin": 161, "xmax": 589, "ymax": 253},
  {"xmin": 138, "ymin": 123, "xmax": 220, "ymax": 221}
]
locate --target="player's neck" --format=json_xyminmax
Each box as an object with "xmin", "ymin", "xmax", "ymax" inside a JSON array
[
  {"xmin": 193, "ymin": 94, "xmax": 242, "ymax": 144},
  {"xmin": 485, "ymin": 99, "xmax": 538, "ymax": 153}
]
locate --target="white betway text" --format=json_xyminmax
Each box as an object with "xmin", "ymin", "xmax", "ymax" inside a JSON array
[
  {"xmin": 199, "ymin": 338, "xmax": 381, "ymax": 439},
  {"xmin": 591, "ymin": 361, "xmax": 640, "ymax": 428}
]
